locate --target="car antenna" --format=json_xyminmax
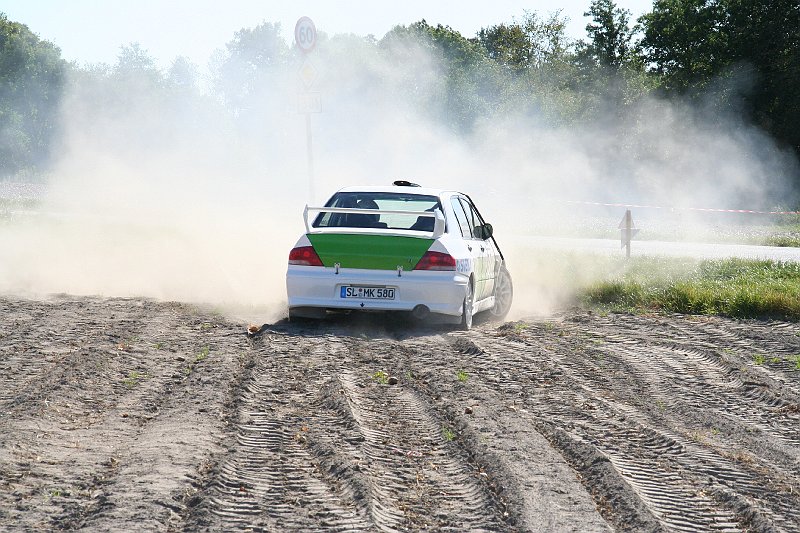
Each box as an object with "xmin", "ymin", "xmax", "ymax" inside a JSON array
[{"xmin": 393, "ymin": 180, "xmax": 421, "ymax": 187}]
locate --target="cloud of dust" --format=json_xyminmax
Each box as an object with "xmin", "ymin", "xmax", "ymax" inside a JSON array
[{"xmin": 0, "ymin": 25, "xmax": 797, "ymax": 321}]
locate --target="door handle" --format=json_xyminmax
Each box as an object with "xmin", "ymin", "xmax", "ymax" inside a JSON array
[
  {"xmin": 467, "ymin": 245, "xmax": 472, "ymax": 251},
  {"xmin": 480, "ymin": 246, "xmax": 485, "ymax": 252}
]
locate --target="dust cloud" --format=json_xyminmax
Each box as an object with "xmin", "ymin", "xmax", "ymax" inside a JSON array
[{"xmin": 1, "ymin": 23, "xmax": 797, "ymax": 320}]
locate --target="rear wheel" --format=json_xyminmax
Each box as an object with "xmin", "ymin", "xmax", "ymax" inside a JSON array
[
  {"xmin": 489, "ymin": 266, "xmax": 513, "ymax": 321},
  {"xmin": 460, "ymin": 281, "xmax": 474, "ymax": 331}
]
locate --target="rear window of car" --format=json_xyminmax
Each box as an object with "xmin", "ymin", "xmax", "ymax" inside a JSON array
[{"xmin": 313, "ymin": 192, "xmax": 442, "ymax": 230}]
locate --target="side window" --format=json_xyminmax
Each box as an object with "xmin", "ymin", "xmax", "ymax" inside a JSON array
[
  {"xmin": 459, "ymin": 198, "xmax": 482, "ymax": 239},
  {"xmin": 450, "ymin": 197, "xmax": 472, "ymax": 238}
]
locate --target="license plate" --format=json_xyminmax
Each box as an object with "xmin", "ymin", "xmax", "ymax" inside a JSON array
[{"xmin": 340, "ymin": 286, "xmax": 395, "ymax": 300}]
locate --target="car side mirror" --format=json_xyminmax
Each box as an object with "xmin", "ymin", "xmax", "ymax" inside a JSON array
[{"xmin": 477, "ymin": 223, "xmax": 493, "ymax": 240}]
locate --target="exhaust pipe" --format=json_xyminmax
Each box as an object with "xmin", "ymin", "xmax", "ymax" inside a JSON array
[{"xmin": 411, "ymin": 304, "xmax": 430, "ymax": 320}]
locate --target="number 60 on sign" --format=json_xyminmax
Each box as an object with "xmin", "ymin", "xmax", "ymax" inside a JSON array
[{"xmin": 295, "ymin": 17, "xmax": 317, "ymax": 53}]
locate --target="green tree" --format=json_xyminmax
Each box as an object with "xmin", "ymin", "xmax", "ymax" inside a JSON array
[
  {"xmin": 167, "ymin": 56, "xmax": 199, "ymax": 92},
  {"xmin": 0, "ymin": 12, "xmax": 66, "ymax": 176},
  {"xmin": 213, "ymin": 22, "xmax": 289, "ymax": 113},
  {"xmin": 567, "ymin": 1, "xmax": 650, "ymax": 116},
  {"xmin": 522, "ymin": 10, "xmax": 572, "ymax": 68},
  {"xmin": 639, "ymin": 0, "xmax": 723, "ymax": 91},
  {"xmin": 111, "ymin": 43, "xmax": 164, "ymax": 102},
  {"xmin": 639, "ymin": 0, "xmax": 800, "ymax": 155},
  {"xmin": 720, "ymin": 0, "xmax": 800, "ymax": 156},
  {"xmin": 380, "ymin": 20, "xmax": 496, "ymax": 131},
  {"xmin": 477, "ymin": 23, "xmax": 532, "ymax": 71},
  {"xmin": 582, "ymin": 0, "xmax": 637, "ymax": 69},
  {"xmin": 382, "ymin": 20, "xmax": 485, "ymax": 69},
  {"xmin": 476, "ymin": 11, "xmax": 571, "ymax": 71}
]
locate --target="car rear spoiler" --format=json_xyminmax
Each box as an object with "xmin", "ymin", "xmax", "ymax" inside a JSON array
[{"xmin": 304, "ymin": 205, "xmax": 446, "ymax": 238}]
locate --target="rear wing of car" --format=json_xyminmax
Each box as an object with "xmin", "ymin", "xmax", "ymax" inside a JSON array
[{"xmin": 304, "ymin": 205, "xmax": 446, "ymax": 238}]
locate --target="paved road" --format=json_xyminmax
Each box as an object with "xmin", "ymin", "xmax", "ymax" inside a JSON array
[{"xmin": 509, "ymin": 235, "xmax": 800, "ymax": 262}]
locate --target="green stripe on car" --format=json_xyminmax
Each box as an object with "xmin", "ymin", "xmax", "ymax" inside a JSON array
[{"xmin": 308, "ymin": 234, "xmax": 434, "ymax": 270}]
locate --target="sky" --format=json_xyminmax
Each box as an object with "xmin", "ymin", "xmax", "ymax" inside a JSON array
[{"xmin": 3, "ymin": 0, "xmax": 654, "ymax": 69}]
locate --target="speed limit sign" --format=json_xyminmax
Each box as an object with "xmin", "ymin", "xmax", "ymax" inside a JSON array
[{"xmin": 295, "ymin": 17, "xmax": 316, "ymax": 53}]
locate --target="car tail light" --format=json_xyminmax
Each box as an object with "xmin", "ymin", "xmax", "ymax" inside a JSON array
[
  {"xmin": 414, "ymin": 251, "xmax": 456, "ymax": 271},
  {"xmin": 289, "ymin": 246, "xmax": 324, "ymax": 266}
]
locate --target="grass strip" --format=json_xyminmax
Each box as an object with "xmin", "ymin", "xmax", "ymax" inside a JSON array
[{"xmin": 583, "ymin": 258, "xmax": 800, "ymax": 321}]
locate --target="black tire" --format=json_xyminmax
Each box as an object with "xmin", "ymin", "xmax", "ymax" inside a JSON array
[
  {"xmin": 460, "ymin": 280, "xmax": 474, "ymax": 331},
  {"xmin": 489, "ymin": 265, "xmax": 513, "ymax": 321}
]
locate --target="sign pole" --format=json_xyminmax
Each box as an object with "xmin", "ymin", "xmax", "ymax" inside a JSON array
[
  {"xmin": 625, "ymin": 209, "xmax": 631, "ymax": 258},
  {"xmin": 306, "ymin": 112, "xmax": 314, "ymax": 202},
  {"xmin": 295, "ymin": 16, "xmax": 318, "ymax": 203},
  {"xmin": 618, "ymin": 209, "xmax": 639, "ymax": 258}
]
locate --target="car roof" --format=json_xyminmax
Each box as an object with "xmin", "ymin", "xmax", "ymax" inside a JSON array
[{"xmin": 335, "ymin": 185, "xmax": 461, "ymax": 198}]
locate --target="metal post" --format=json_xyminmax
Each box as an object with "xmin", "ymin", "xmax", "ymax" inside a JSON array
[
  {"xmin": 625, "ymin": 209, "xmax": 631, "ymax": 258},
  {"xmin": 305, "ymin": 112, "xmax": 314, "ymax": 203}
]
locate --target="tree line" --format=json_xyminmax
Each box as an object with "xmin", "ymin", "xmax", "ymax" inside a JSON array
[{"xmin": 1, "ymin": 0, "xmax": 798, "ymax": 190}]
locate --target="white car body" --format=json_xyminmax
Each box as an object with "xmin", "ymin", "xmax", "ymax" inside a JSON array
[{"xmin": 285, "ymin": 184, "xmax": 512, "ymax": 328}]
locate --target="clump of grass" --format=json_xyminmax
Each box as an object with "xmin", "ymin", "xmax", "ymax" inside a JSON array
[
  {"xmin": 513, "ymin": 322, "xmax": 529, "ymax": 333},
  {"xmin": 688, "ymin": 430, "xmax": 708, "ymax": 444},
  {"xmin": 793, "ymin": 355, "xmax": 800, "ymax": 370},
  {"xmin": 753, "ymin": 354, "xmax": 766, "ymax": 365},
  {"xmin": 442, "ymin": 427, "xmax": 455, "ymax": 441},
  {"xmin": 584, "ymin": 258, "xmax": 800, "ymax": 321},
  {"xmin": 764, "ymin": 235, "xmax": 800, "ymax": 248},
  {"xmin": 46, "ymin": 487, "xmax": 65, "ymax": 498},
  {"xmin": 197, "ymin": 346, "xmax": 209, "ymax": 361},
  {"xmin": 372, "ymin": 370, "xmax": 389, "ymax": 385},
  {"xmin": 123, "ymin": 370, "xmax": 149, "ymax": 388},
  {"xmin": 185, "ymin": 346, "xmax": 210, "ymax": 375},
  {"xmin": 456, "ymin": 370, "xmax": 469, "ymax": 383}
]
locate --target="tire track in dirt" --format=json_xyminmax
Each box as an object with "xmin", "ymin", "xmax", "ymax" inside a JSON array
[
  {"xmin": 0, "ymin": 298, "xmax": 139, "ymax": 416},
  {"xmin": 555, "ymin": 316, "xmax": 800, "ymax": 531},
  {"xmin": 486, "ymin": 314, "xmax": 800, "ymax": 532},
  {"xmin": 0, "ymin": 303, "xmax": 50, "ymax": 408},
  {"xmin": 198, "ymin": 333, "xmax": 371, "ymax": 531},
  {"xmin": 450, "ymin": 332, "xmax": 745, "ymax": 532},
  {"xmin": 558, "ymin": 319, "xmax": 799, "ymax": 456},
  {"xmin": 0, "ymin": 296, "xmax": 245, "ymax": 531},
  {"xmin": 4, "ymin": 298, "xmax": 800, "ymax": 532},
  {"xmin": 568, "ymin": 314, "xmax": 800, "ymax": 460},
  {"xmin": 336, "ymin": 370, "xmax": 501, "ymax": 531},
  {"xmin": 603, "ymin": 341, "xmax": 799, "ymax": 448},
  {"xmin": 193, "ymin": 321, "xmax": 512, "ymax": 531},
  {"xmin": 395, "ymin": 331, "xmax": 613, "ymax": 532},
  {"xmin": 671, "ymin": 319, "xmax": 800, "ymax": 399}
]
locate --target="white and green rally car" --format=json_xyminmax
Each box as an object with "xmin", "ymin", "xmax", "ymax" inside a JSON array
[{"xmin": 285, "ymin": 181, "xmax": 513, "ymax": 329}]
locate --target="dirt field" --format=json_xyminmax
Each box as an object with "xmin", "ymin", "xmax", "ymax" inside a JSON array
[{"xmin": 1, "ymin": 295, "xmax": 799, "ymax": 532}]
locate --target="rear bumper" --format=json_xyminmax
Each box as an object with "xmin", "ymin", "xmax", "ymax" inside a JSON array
[{"xmin": 286, "ymin": 266, "xmax": 468, "ymax": 317}]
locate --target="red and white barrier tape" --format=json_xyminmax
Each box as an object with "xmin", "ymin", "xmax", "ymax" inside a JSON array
[{"xmin": 566, "ymin": 200, "xmax": 800, "ymax": 215}]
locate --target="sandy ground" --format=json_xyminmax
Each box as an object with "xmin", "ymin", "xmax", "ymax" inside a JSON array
[{"xmin": 1, "ymin": 295, "xmax": 799, "ymax": 532}]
